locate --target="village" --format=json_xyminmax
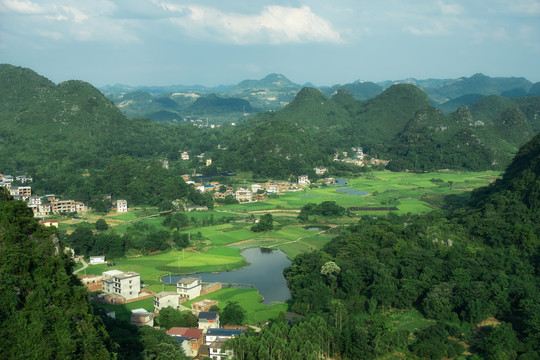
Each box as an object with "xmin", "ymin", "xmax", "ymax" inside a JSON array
[
  {"xmin": 0, "ymin": 146, "xmax": 387, "ymax": 220},
  {"xmin": 79, "ymin": 267, "xmax": 238, "ymax": 359},
  {"xmin": 0, "ymin": 146, "xmax": 389, "ymax": 359}
]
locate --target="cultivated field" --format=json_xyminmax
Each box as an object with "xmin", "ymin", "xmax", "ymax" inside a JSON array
[{"xmin": 77, "ymin": 170, "xmax": 499, "ymax": 324}]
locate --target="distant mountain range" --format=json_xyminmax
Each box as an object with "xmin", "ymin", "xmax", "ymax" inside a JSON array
[
  {"xmin": 2, "ymin": 63, "xmax": 540, "ymax": 182},
  {"xmin": 100, "ymin": 72, "xmax": 539, "ymax": 123}
]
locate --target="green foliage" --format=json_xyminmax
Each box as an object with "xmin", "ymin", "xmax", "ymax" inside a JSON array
[
  {"xmin": 220, "ymin": 301, "xmax": 246, "ymax": 325},
  {"xmin": 157, "ymin": 307, "xmax": 198, "ymax": 329},
  {"xmin": 251, "ymin": 213, "xmax": 274, "ymax": 232},
  {"xmin": 95, "ymin": 218, "xmax": 109, "ymax": 231},
  {"xmin": 299, "ymin": 201, "xmax": 346, "ymax": 221},
  {"xmin": 0, "ymin": 195, "xmax": 113, "ymax": 359},
  {"xmin": 411, "ymin": 322, "xmax": 465, "ymax": 360}
]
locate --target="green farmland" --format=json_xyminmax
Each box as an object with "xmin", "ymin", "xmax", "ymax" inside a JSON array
[{"xmin": 78, "ymin": 170, "xmax": 499, "ymax": 324}]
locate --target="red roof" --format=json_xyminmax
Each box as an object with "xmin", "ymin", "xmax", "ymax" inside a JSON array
[
  {"xmin": 183, "ymin": 328, "xmax": 203, "ymax": 339},
  {"xmin": 167, "ymin": 327, "xmax": 203, "ymax": 339},
  {"xmin": 167, "ymin": 327, "xmax": 188, "ymax": 336}
]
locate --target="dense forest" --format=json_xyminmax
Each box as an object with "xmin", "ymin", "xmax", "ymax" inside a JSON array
[
  {"xmin": 3, "ymin": 64, "xmax": 540, "ymax": 200},
  {"xmin": 226, "ymin": 132, "xmax": 540, "ymax": 359},
  {"xmin": 0, "ymin": 189, "xmax": 191, "ymax": 359},
  {"xmin": 2, "ymin": 64, "xmax": 540, "ymax": 359}
]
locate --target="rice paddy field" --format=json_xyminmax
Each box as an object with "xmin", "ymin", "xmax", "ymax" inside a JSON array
[
  {"xmin": 80, "ymin": 170, "xmax": 500, "ymax": 325},
  {"xmin": 220, "ymin": 170, "xmax": 500, "ymax": 215}
]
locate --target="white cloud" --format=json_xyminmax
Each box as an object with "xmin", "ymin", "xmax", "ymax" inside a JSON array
[
  {"xmin": 472, "ymin": 27, "xmax": 511, "ymax": 44},
  {"xmin": 437, "ymin": 0, "xmax": 463, "ymax": 15},
  {"xmin": 0, "ymin": 0, "xmax": 43, "ymax": 14},
  {"xmin": 403, "ymin": 22, "xmax": 449, "ymax": 36},
  {"xmin": 0, "ymin": 0, "xmax": 138, "ymax": 43},
  {"xmin": 157, "ymin": 3, "xmax": 344, "ymax": 44},
  {"xmin": 503, "ymin": 0, "xmax": 540, "ymax": 16}
]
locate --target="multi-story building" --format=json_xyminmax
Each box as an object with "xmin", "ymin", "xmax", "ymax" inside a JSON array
[
  {"xmin": 10, "ymin": 186, "xmax": 31, "ymax": 200},
  {"xmin": 102, "ymin": 270, "xmax": 141, "ymax": 301},
  {"xmin": 176, "ymin": 277, "xmax": 202, "ymax": 301},
  {"xmin": 154, "ymin": 292, "xmax": 180, "ymax": 313},
  {"xmin": 117, "ymin": 199, "xmax": 127, "ymax": 212},
  {"xmin": 166, "ymin": 327, "xmax": 204, "ymax": 357},
  {"xmin": 234, "ymin": 188, "xmax": 252, "ymax": 203},
  {"xmin": 198, "ymin": 312, "xmax": 220, "ymax": 331},
  {"xmin": 37, "ymin": 203, "xmax": 51, "ymax": 217},
  {"xmin": 251, "ymin": 183, "xmax": 263, "ymax": 194},
  {"xmin": 130, "ymin": 308, "xmax": 154, "ymax": 327},
  {"xmin": 51, "ymin": 199, "xmax": 76, "ymax": 213},
  {"xmin": 265, "ymin": 183, "xmax": 279, "ymax": 194},
  {"xmin": 191, "ymin": 299, "xmax": 218, "ymax": 315},
  {"xmin": 298, "ymin": 175, "xmax": 310, "ymax": 186}
]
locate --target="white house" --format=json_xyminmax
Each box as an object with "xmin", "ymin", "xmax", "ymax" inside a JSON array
[
  {"xmin": 176, "ymin": 277, "xmax": 202, "ymax": 301},
  {"xmin": 102, "ymin": 270, "xmax": 141, "ymax": 301},
  {"xmin": 89, "ymin": 256, "xmax": 106, "ymax": 265},
  {"xmin": 234, "ymin": 188, "xmax": 252, "ymax": 203},
  {"xmin": 154, "ymin": 292, "xmax": 180, "ymax": 313},
  {"xmin": 314, "ymin": 167, "xmax": 327, "ymax": 175},
  {"xmin": 130, "ymin": 308, "xmax": 154, "ymax": 327},
  {"xmin": 197, "ymin": 311, "xmax": 220, "ymax": 331},
  {"xmin": 205, "ymin": 328, "xmax": 245, "ymax": 345},
  {"xmin": 298, "ymin": 175, "xmax": 310, "ymax": 186},
  {"xmin": 117, "ymin": 200, "xmax": 127, "ymax": 213},
  {"xmin": 251, "ymin": 184, "xmax": 263, "ymax": 194},
  {"xmin": 208, "ymin": 338, "xmax": 232, "ymax": 360}
]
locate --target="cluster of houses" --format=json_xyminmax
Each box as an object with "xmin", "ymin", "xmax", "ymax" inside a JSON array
[
  {"xmin": 183, "ymin": 176, "xmax": 311, "ymax": 204},
  {"xmin": 79, "ymin": 270, "xmax": 239, "ymax": 358},
  {"xmin": 334, "ymin": 146, "xmax": 390, "ymax": 167},
  {"xmin": 0, "ymin": 174, "xmax": 130, "ymax": 217}
]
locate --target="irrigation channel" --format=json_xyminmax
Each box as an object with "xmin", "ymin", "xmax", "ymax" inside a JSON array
[{"xmin": 164, "ymin": 247, "xmax": 292, "ymax": 305}]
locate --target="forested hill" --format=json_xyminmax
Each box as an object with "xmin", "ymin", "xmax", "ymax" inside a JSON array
[
  {"xmin": 461, "ymin": 131, "xmax": 540, "ymax": 248},
  {"xmin": 0, "ymin": 190, "xmax": 113, "ymax": 358},
  {"xmin": 0, "ymin": 191, "xmax": 189, "ymax": 359},
  {"xmin": 218, "ymin": 83, "xmax": 540, "ymax": 173},
  {"xmin": 248, "ymin": 130, "xmax": 540, "ymax": 360}
]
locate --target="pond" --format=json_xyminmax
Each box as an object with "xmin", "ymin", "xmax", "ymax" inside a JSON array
[
  {"xmin": 164, "ymin": 247, "xmax": 292, "ymax": 305},
  {"xmin": 337, "ymin": 188, "xmax": 370, "ymax": 196},
  {"xmin": 330, "ymin": 178, "xmax": 349, "ymax": 186}
]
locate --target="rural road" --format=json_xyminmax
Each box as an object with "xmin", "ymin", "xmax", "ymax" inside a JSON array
[{"xmin": 73, "ymin": 258, "xmax": 88, "ymax": 275}]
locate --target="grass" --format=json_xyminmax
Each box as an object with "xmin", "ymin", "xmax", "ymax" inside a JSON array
[
  {"xmin": 72, "ymin": 171, "xmax": 500, "ymax": 324},
  {"xmin": 83, "ymin": 248, "xmax": 246, "ymax": 285},
  {"xmin": 182, "ymin": 287, "xmax": 288, "ymax": 325},
  {"xmin": 95, "ymin": 297, "xmax": 156, "ymax": 323}
]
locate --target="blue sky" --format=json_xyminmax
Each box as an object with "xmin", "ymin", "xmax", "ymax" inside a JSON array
[{"xmin": 1, "ymin": 0, "xmax": 539, "ymax": 87}]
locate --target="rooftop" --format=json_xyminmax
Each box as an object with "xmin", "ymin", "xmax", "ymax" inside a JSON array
[
  {"xmin": 206, "ymin": 328, "xmax": 245, "ymax": 337},
  {"xmin": 198, "ymin": 311, "xmax": 219, "ymax": 320},
  {"xmin": 167, "ymin": 327, "xmax": 203, "ymax": 339},
  {"xmin": 177, "ymin": 277, "xmax": 201, "ymax": 285}
]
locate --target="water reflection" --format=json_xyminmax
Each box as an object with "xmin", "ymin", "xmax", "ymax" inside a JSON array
[{"xmin": 165, "ymin": 248, "xmax": 292, "ymax": 305}]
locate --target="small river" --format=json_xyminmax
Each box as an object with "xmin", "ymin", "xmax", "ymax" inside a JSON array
[{"xmin": 164, "ymin": 247, "xmax": 292, "ymax": 305}]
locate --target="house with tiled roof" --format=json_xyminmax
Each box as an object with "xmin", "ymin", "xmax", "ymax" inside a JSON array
[
  {"xmin": 198, "ymin": 311, "xmax": 220, "ymax": 331},
  {"xmin": 166, "ymin": 327, "xmax": 204, "ymax": 357},
  {"xmin": 177, "ymin": 277, "xmax": 202, "ymax": 301},
  {"xmin": 205, "ymin": 328, "xmax": 245, "ymax": 345},
  {"xmin": 154, "ymin": 291, "xmax": 180, "ymax": 313}
]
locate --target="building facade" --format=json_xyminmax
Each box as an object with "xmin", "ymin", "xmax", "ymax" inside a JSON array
[
  {"xmin": 176, "ymin": 277, "xmax": 202, "ymax": 301},
  {"xmin": 154, "ymin": 292, "xmax": 180, "ymax": 313},
  {"xmin": 102, "ymin": 270, "xmax": 141, "ymax": 301}
]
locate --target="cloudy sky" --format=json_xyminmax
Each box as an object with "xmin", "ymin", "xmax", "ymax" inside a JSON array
[{"xmin": 1, "ymin": 0, "xmax": 539, "ymax": 87}]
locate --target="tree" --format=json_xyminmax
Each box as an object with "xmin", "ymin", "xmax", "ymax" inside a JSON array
[
  {"xmin": 95, "ymin": 218, "xmax": 109, "ymax": 231},
  {"xmin": 220, "ymin": 301, "xmax": 246, "ymax": 325},
  {"xmin": 69, "ymin": 227, "xmax": 94, "ymax": 256},
  {"xmin": 251, "ymin": 213, "xmax": 273, "ymax": 232},
  {"xmin": 158, "ymin": 308, "xmax": 198, "ymax": 329}
]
